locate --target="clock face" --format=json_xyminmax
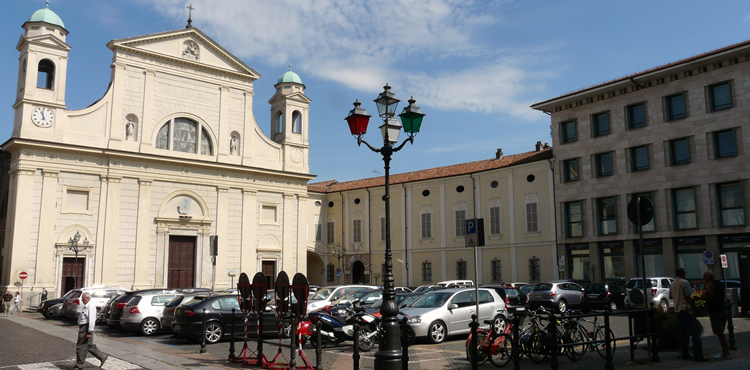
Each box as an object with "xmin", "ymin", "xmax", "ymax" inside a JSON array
[{"xmin": 31, "ymin": 107, "xmax": 54, "ymax": 127}]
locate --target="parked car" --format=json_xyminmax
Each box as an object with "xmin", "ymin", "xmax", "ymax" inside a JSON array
[
  {"xmin": 307, "ymin": 285, "xmax": 378, "ymax": 312},
  {"xmin": 401, "ymin": 287, "xmax": 507, "ymax": 344},
  {"xmin": 161, "ymin": 293, "xmax": 213, "ymax": 331},
  {"xmin": 106, "ymin": 289, "xmax": 182, "ymax": 328},
  {"xmin": 38, "ymin": 290, "xmax": 76, "ymax": 319},
  {"xmin": 720, "ymin": 280, "xmax": 742, "ymax": 303},
  {"xmin": 434, "ymin": 280, "xmax": 474, "ymax": 288},
  {"xmin": 481, "ymin": 285, "xmax": 528, "ymax": 312},
  {"xmin": 395, "ymin": 287, "xmax": 413, "ymax": 293},
  {"xmin": 47, "ymin": 303, "xmax": 64, "ymax": 318},
  {"xmin": 519, "ymin": 284, "xmax": 534, "ymax": 295},
  {"xmin": 504, "ymin": 282, "xmax": 529, "ymax": 289},
  {"xmin": 172, "ymin": 294, "xmax": 278, "ymax": 343},
  {"xmin": 412, "ymin": 285, "xmax": 434, "ymax": 294},
  {"xmin": 368, "ymin": 292, "xmax": 423, "ymax": 313},
  {"xmin": 581, "ymin": 282, "xmax": 627, "ymax": 312},
  {"xmin": 329, "ymin": 289, "xmax": 379, "ymax": 308},
  {"xmin": 120, "ymin": 292, "xmax": 182, "ymax": 335},
  {"xmin": 62, "ymin": 286, "xmax": 127, "ymax": 320},
  {"xmin": 625, "ymin": 277, "xmax": 674, "ymax": 311},
  {"xmin": 527, "ymin": 281, "xmax": 584, "ymax": 313}
]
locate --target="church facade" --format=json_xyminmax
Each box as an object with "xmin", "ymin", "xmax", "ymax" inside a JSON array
[{"xmin": 1, "ymin": 6, "xmax": 315, "ymax": 299}]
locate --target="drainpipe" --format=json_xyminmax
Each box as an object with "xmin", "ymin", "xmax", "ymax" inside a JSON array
[
  {"xmin": 341, "ymin": 192, "xmax": 346, "ymax": 283},
  {"xmin": 548, "ymin": 156, "xmax": 561, "ymax": 279},
  {"xmin": 366, "ymin": 188, "xmax": 373, "ymax": 284},
  {"xmin": 629, "ymin": 77, "xmax": 645, "ymax": 90},
  {"xmin": 402, "ymin": 183, "xmax": 409, "ymax": 287},
  {"xmin": 469, "ymin": 173, "xmax": 479, "ymax": 285}
]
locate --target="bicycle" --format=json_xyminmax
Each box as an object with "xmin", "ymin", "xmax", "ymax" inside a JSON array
[
  {"xmin": 518, "ymin": 306, "xmax": 552, "ymax": 363},
  {"xmin": 465, "ymin": 316, "xmax": 513, "ymax": 367},
  {"xmin": 577, "ymin": 314, "xmax": 616, "ymax": 359}
]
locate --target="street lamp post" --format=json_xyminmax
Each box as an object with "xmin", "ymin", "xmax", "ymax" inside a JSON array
[
  {"xmin": 67, "ymin": 231, "xmax": 89, "ymax": 289},
  {"xmin": 332, "ymin": 243, "xmax": 346, "ymax": 284},
  {"xmin": 345, "ymin": 84, "xmax": 425, "ymax": 370}
]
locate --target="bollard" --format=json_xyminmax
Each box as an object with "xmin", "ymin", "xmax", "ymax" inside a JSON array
[
  {"xmin": 469, "ymin": 314, "xmax": 479, "ymax": 370},
  {"xmin": 257, "ymin": 313, "xmax": 264, "ymax": 365},
  {"xmin": 512, "ymin": 315, "xmax": 520, "ymax": 370},
  {"xmin": 200, "ymin": 308, "xmax": 207, "ymax": 354},
  {"xmin": 548, "ymin": 310, "xmax": 558, "ymax": 370},
  {"xmin": 604, "ymin": 308, "xmax": 614, "ymax": 370},
  {"xmin": 727, "ymin": 300, "xmax": 737, "ymax": 350},
  {"xmin": 229, "ymin": 308, "xmax": 236, "ymax": 360},
  {"xmin": 315, "ymin": 320, "xmax": 323, "ymax": 370},
  {"xmin": 628, "ymin": 311, "xmax": 635, "ymax": 361},
  {"xmin": 649, "ymin": 309, "xmax": 659, "ymax": 362},
  {"xmin": 289, "ymin": 317, "xmax": 297, "ymax": 368},
  {"xmin": 353, "ymin": 316, "xmax": 360, "ymax": 370},
  {"xmin": 400, "ymin": 316, "xmax": 409, "ymax": 369}
]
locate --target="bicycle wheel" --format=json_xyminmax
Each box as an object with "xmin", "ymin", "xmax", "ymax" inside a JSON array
[
  {"xmin": 489, "ymin": 333, "xmax": 512, "ymax": 367},
  {"xmin": 466, "ymin": 331, "xmax": 489, "ymax": 365},
  {"xmin": 526, "ymin": 331, "xmax": 546, "ymax": 363},
  {"xmin": 594, "ymin": 327, "xmax": 616, "ymax": 359},
  {"xmin": 564, "ymin": 325, "xmax": 588, "ymax": 362}
]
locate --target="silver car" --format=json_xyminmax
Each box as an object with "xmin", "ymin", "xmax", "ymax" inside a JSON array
[
  {"xmin": 527, "ymin": 281, "xmax": 584, "ymax": 313},
  {"xmin": 161, "ymin": 293, "xmax": 210, "ymax": 332},
  {"xmin": 120, "ymin": 292, "xmax": 181, "ymax": 335},
  {"xmin": 62, "ymin": 286, "xmax": 127, "ymax": 320},
  {"xmin": 401, "ymin": 288, "xmax": 507, "ymax": 344},
  {"xmin": 625, "ymin": 277, "xmax": 674, "ymax": 311}
]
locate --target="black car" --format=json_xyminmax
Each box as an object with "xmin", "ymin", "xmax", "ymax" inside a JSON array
[
  {"xmin": 106, "ymin": 289, "xmax": 181, "ymax": 327},
  {"xmin": 38, "ymin": 290, "xmax": 76, "ymax": 318},
  {"xmin": 581, "ymin": 282, "xmax": 627, "ymax": 312},
  {"xmin": 172, "ymin": 294, "xmax": 278, "ymax": 344},
  {"xmin": 481, "ymin": 285, "xmax": 528, "ymax": 312}
]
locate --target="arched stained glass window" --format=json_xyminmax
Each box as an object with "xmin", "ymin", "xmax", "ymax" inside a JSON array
[{"xmin": 155, "ymin": 117, "xmax": 213, "ymax": 156}]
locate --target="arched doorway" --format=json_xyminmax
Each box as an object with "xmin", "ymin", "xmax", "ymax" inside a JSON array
[{"xmin": 351, "ymin": 261, "xmax": 366, "ymax": 284}]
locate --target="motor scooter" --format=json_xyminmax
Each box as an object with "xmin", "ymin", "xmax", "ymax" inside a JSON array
[{"xmin": 307, "ymin": 302, "xmax": 376, "ymax": 351}]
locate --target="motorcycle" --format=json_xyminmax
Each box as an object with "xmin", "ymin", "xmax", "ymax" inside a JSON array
[{"xmin": 307, "ymin": 301, "xmax": 376, "ymax": 351}]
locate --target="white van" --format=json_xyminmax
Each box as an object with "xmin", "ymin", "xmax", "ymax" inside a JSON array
[
  {"xmin": 435, "ymin": 280, "xmax": 474, "ymax": 288},
  {"xmin": 306, "ymin": 285, "xmax": 378, "ymax": 312}
]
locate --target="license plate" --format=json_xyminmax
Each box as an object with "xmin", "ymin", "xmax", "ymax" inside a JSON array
[
  {"xmin": 588, "ymin": 294, "xmax": 599, "ymax": 298},
  {"xmin": 516, "ymin": 307, "xmax": 525, "ymax": 311}
]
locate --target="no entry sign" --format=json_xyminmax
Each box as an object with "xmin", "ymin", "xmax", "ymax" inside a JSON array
[{"xmin": 19, "ymin": 271, "xmax": 28, "ymax": 280}]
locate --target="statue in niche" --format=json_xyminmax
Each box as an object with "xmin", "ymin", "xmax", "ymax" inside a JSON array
[
  {"xmin": 230, "ymin": 135, "xmax": 238, "ymax": 155},
  {"xmin": 126, "ymin": 118, "xmax": 135, "ymax": 140}
]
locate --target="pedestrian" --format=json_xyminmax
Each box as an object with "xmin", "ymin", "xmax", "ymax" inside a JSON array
[
  {"xmin": 1, "ymin": 290, "xmax": 11, "ymax": 316},
  {"xmin": 41, "ymin": 287, "xmax": 48, "ymax": 302},
  {"xmin": 670, "ymin": 267, "xmax": 708, "ymax": 361},
  {"xmin": 11, "ymin": 292, "xmax": 22, "ymax": 315},
  {"xmin": 75, "ymin": 292, "xmax": 108, "ymax": 369},
  {"xmin": 703, "ymin": 270, "xmax": 731, "ymax": 359}
]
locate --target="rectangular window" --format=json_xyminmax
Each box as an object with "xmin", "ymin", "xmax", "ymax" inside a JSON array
[
  {"xmin": 592, "ymin": 112, "xmax": 610, "ymax": 137},
  {"xmin": 491, "ymin": 259, "xmax": 502, "ymax": 282},
  {"xmin": 710, "ymin": 81, "xmax": 732, "ymax": 111},
  {"xmin": 670, "ymin": 137, "xmax": 690, "ymax": 165},
  {"xmin": 261, "ymin": 205, "xmax": 277, "ymax": 223},
  {"xmin": 456, "ymin": 260, "xmax": 467, "ymax": 280},
  {"xmin": 563, "ymin": 158, "xmax": 580, "ymax": 182},
  {"xmin": 632, "ymin": 192, "xmax": 655, "ymax": 232},
  {"xmin": 666, "ymin": 93, "xmax": 687, "ymax": 120},
  {"xmin": 718, "ymin": 182, "xmax": 745, "ymax": 226},
  {"xmin": 673, "ymin": 188, "xmax": 697, "ymax": 230},
  {"xmin": 714, "ymin": 129, "xmax": 737, "ymax": 158},
  {"xmin": 595, "ymin": 152, "xmax": 613, "ymax": 177},
  {"xmin": 422, "ymin": 261, "xmax": 432, "ymax": 282},
  {"xmin": 327, "ymin": 264, "xmax": 335, "ymax": 282},
  {"xmin": 421, "ymin": 212, "xmax": 432, "ymax": 239},
  {"xmin": 627, "ymin": 102, "xmax": 646, "ymax": 129},
  {"xmin": 490, "ymin": 205, "xmax": 501, "ymax": 235},
  {"xmin": 455, "ymin": 209, "xmax": 467, "ymax": 237},
  {"xmin": 529, "ymin": 257, "xmax": 541, "ymax": 281},
  {"xmin": 565, "ymin": 201, "xmax": 583, "ymax": 237},
  {"xmin": 526, "ymin": 202, "xmax": 539, "ymax": 233},
  {"xmin": 315, "ymin": 224, "xmax": 322, "ymax": 242},
  {"xmin": 560, "ymin": 120, "xmax": 577, "ymax": 143},
  {"xmin": 597, "ymin": 197, "xmax": 617, "ymax": 235},
  {"xmin": 630, "ymin": 145, "xmax": 649, "ymax": 171},
  {"xmin": 353, "ymin": 219, "xmax": 362, "ymax": 244},
  {"xmin": 327, "ymin": 221, "xmax": 335, "ymax": 244},
  {"xmin": 65, "ymin": 189, "xmax": 90, "ymax": 211},
  {"xmin": 380, "ymin": 216, "xmax": 386, "ymax": 242},
  {"xmin": 568, "ymin": 247, "xmax": 590, "ymax": 281}
]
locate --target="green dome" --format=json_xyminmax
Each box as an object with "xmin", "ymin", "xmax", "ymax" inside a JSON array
[
  {"xmin": 277, "ymin": 65, "xmax": 303, "ymax": 84},
  {"xmin": 28, "ymin": 5, "xmax": 65, "ymax": 29}
]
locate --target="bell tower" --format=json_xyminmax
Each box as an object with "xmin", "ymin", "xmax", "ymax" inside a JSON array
[
  {"xmin": 13, "ymin": 3, "xmax": 70, "ymax": 138},
  {"xmin": 268, "ymin": 66, "xmax": 311, "ymax": 172}
]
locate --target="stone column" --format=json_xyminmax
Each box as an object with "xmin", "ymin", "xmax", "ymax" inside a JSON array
[
  {"xmin": 99, "ymin": 176, "xmax": 121, "ymax": 286},
  {"xmin": 215, "ymin": 187, "xmax": 229, "ymax": 289},
  {"xmin": 3, "ymin": 168, "xmax": 36, "ymax": 288},
  {"xmin": 133, "ymin": 179, "xmax": 152, "ymax": 289},
  {"xmin": 241, "ymin": 189, "xmax": 257, "ymax": 276},
  {"xmin": 34, "ymin": 170, "xmax": 59, "ymax": 288},
  {"xmin": 282, "ymin": 193, "xmax": 296, "ymax": 272}
]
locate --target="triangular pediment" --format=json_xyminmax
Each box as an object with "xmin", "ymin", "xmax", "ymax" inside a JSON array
[
  {"xmin": 268, "ymin": 91, "xmax": 311, "ymax": 105},
  {"xmin": 17, "ymin": 33, "xmax": 71, "ymax": 52},
  {"xmin": 107, "ymin": 28, "xmax": 260, "ymax": 80}
]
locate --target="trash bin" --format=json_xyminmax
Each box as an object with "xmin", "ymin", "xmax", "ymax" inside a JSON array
[{"xmin": 728, "ymin": 288, "xmax": 740, "ymax": 317}]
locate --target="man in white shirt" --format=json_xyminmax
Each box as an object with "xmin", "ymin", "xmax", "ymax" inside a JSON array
[{"xmin": 75, "ymin": 292, "xmax": 109, "ymax": 369}]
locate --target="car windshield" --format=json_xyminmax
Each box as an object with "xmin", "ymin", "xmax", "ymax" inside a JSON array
[
  {"xmin": 183, "ymin": 296, "xmax": 211, "ymax": 306},
  {"xmin": 626, "ymin": 279, "xmax": 655, "ymax": 289},
  {"xmin": 532, "ymin": 284, "xmax": 552, "ymax": 291},
  {"xmin": 166, "ymin": 296, "xmax": 185, "ymax": 308},
  {"xmin": 409, "ymin": 292, "xmax": 453, "ymax": 308},
  {"xmin": 400, "ymin": 295, "xmax": 420, "ymax": 307},
  {"xmin": 311, "ymin": 287, "xmax": 335, "ymax": 300}
]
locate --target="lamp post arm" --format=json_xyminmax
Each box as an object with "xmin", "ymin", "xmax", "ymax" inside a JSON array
[
  {"xmin": 392, "ymin": 135, "xmax": 414, "ymax": 154},
  {"xmin": 357, "ymin": 137, "xmax": 381, "ymax": 153}
]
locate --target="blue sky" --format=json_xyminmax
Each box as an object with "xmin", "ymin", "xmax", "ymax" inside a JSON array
[{"xmin": 3, "ymin": 1, "xmax": 750, "ymax": 183}]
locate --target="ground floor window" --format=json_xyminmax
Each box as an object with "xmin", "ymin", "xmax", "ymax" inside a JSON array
[
  {"xmin": 567, "ymin": 244, "xmax": 589, "ymax": 281},
  {"xmin": 633, "ymin": 239, "xmax": 665, "ymax": 277},
  {"xmin": 599, "ymin": 241, "xmax": 624, "ymax": 279},
  {"xmin": 675, "ymin": 237, "xmax": 707, "ymax": 280},
  {"xmin": 718, "ymin": 234, "xmax": 750, "ymax": 280}
]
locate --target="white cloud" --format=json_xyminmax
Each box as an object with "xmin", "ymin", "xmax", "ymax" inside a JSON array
[{"xmin": 145, "ymin": 0, "xmax": 557, "ymax": 119}]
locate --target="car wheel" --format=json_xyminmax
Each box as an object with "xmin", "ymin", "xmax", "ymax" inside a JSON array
[
  {"xmin": 205, "ymin": 322, "xmax": 224, "ymax": 344},
  {"xmin": 282, "ymin": 322, "xmax": 292, "ymax": 338},
  {"xmin": 609, "ymin": 301, "xmax": 618, "ymax": 312},
  {"xmin": 140, "ymin": 318, "xmax": 160, "ymax": 336},
  {"xmin": 659, "ymin": 299, "xmax": 668, "ymax": 312},
  {"xmin": 427, "ymin": 321, "xmax": 446, "ymax": 344},
  {"xmin": 557, "ymin": 299, "xmax": 567, "ymax": 313},
  {"xmin": 492, "ymin": 315, "xmax": 508, "ymax": 336}
]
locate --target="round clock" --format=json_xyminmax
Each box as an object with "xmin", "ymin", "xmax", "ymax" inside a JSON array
[{"xmin": 32, "ymin": 107, "xmax": 54, "ymax": 127}]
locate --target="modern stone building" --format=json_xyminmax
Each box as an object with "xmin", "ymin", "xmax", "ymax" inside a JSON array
[
  {"xmin": 532, "ymin": 40, "xmax": 750, "ymax": 282},
  {"xmin": 1, "ymin": 5, "xmax": 315, "ymax": 299},
  {"xmin": 305, "ymin": 144, "xmax": 557, "ymax": 288}
]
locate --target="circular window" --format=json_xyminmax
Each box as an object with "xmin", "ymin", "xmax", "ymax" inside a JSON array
[
  {"xmin": 490, "ymin": 181, "xmax": 499, "ymax": 188},
  {"xmin": 328, "ymin": 201, "xmax": 334, "ymax": 208},
  {"xmin": 456, "ymin": 185, "xmax": 465, "ymax": 193},
  {"xmin": 314, "ymin": 201, "xmax": 321, "ymax": 207},
  {"xmin": 354, "ymin": 198, "xmax": 361, "ymax": 204},
  {"xmin": 527, "ymin": 174, "xmax": 535, "ymax": 183},
  {"xmin": 422, "ymin": 190, "xmax": 430, "ymax": 197}
]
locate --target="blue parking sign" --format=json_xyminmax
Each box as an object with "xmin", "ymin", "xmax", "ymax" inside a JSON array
[{"xmin": 466, "ymin": 219, "xmax": 477, "ymax": 235}]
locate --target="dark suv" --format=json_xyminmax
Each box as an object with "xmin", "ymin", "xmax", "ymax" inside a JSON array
[
  {"xmin": 481, "ymin": 285, "xmax": 528, "ymax": 312},
  {"xmin": 581, "ymin": 282, "xmax": 627, "ymax": 312}
]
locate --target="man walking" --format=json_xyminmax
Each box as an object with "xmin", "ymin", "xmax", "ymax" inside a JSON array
[
  {"xmin": 703, "ymin": 271, "xmax": 731, "ymax": 359},
  {"xmin": 75, "ymin": 292, "xmax": 108, "ymax": 369},
  {"xmin": 11, "ymin": 292, "xmax": 22, "ymax": 315},
  {"xmin": 671, "ymin": 267, "xmax": 708, "ymax": 361},
  {"xmin": 1, "ymin": 291, "xmax": 11, "ymax": 316}
]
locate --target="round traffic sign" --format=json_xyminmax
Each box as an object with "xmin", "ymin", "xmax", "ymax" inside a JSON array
[
  {"xmin": 627, "ymin": 196, "xmax": 654, "ymax": 226},
  {"xmin": 19, "ymin": 271, "xmax": 28, "ymax": 280}
]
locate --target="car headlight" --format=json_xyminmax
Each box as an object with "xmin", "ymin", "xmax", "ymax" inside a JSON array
[{"xmin": 407, "ymin": 316, "xmax": 421, "ymax": 324}]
